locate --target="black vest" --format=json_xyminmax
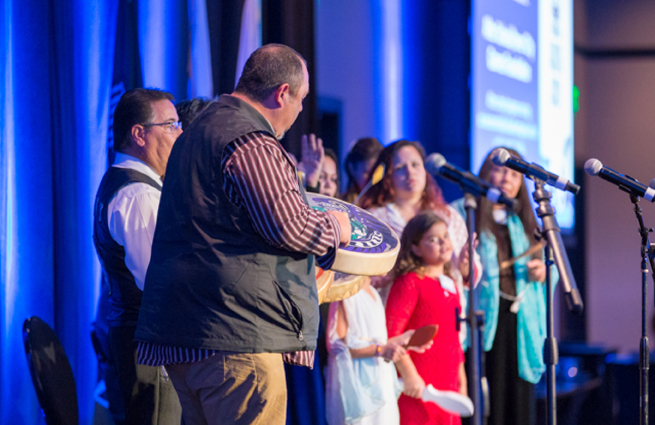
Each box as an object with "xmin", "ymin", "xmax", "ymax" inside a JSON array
[
  {"xmin": 93, "ymin": 167, "xmax": 162, "ymax": 327},
  {"xmin": 135, "ymin": 95, "xmax": 320, "ymax": 353}
]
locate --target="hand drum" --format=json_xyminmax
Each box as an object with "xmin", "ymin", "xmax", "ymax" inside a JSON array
[{"xmin": 307, "ymin": 194, "xmax": 400, "ymax": 276}]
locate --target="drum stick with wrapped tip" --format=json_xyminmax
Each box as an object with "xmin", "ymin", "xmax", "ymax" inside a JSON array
[
  {"xmin": 354, "ymin": 164, "xmax": 385, "ymax": 205},
  {"xmin": 499, "ymin": 241, "xmax": 545, "ymax": 271}
]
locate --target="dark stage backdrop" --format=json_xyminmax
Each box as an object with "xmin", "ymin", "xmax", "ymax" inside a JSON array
[
  {"xmin": 401, "ymin": 0, "xmax": 471, "ymax": 202},
  {"xmin": 262, "ymin": 0, "xmax": 318, "ymax": 157}
]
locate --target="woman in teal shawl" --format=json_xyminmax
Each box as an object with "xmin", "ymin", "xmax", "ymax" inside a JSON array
[{"xmin": 452, "ymin": 148, "xmax": 550, "ymax": 425}]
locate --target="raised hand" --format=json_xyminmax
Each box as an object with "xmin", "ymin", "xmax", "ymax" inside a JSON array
[{"xmin": 297, "ymin": 133, "xmax": 324, "ymax": 188}]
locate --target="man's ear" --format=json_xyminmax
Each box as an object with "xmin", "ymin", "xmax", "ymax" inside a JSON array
[
  {"xmin": 130, "ymin": 124, "xmax": 147, "ymax": 148},
  {"xmin": 273, "ymin": 83, "xmax": 291, "ymax": 107}
]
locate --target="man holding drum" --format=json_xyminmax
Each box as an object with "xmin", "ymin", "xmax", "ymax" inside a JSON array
[{"xmin": 134, "ymin": 44, "xmax": 351, "ymax": 425}]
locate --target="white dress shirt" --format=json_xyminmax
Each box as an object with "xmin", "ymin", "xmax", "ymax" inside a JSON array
[{"xmin": 108, "ymin": 153, "xmax": 163, "ymax": 291}]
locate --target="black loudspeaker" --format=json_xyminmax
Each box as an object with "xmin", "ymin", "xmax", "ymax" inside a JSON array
[
  {"xmin": 605, "ymin": 352, "xmax": 655, "ymax": 425},
  {"xmin": 536, "ymin": 342, "xmax": 616, "ymax": 425}
]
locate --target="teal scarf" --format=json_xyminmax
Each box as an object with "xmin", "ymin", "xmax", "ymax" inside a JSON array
[{"xmin": 452, "ymin": 198, "xmax": 556, "ymax": 384}]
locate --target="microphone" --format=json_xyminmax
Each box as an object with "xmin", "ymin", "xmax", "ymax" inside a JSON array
[
  {"xmin": 491, "ymin": 149, "xmax": 580, "ymax": 195},
  {"xmin": 425, "ymin": 153, "xmax": 517, "ymax": 209},
  {"xmin": 585, "ymin": 158, "xmax": 655, "ymax": 202}
]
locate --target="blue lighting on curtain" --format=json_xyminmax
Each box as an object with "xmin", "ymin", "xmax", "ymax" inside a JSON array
[
  {"xmin": 0, "ymin": 0, "xmax": 116, "ymax": 423},
  {"xmin": 188, "ymin": 0, "xmax": 215, "ymax": 98},
  {"xmin": 139, "ymin": 0, "xmax": 187, "ymax": 99},
  {"xmin": 1, "ymin": 1, "xmax": 257, "ymax": 423},
  {"xmin": 235, "ymin": 0, "xmax": 262, "ymax": 86},
  {"xmin": 373, "ymin": 0, "xmax": 403, "ymax": 145},
  {"xmin": 50, "ymin": 2, "xmax": 117, "ymax": 423},
  {"xmin": 1, "ymin": 1, "xmax": 56, "ymax": 423}
]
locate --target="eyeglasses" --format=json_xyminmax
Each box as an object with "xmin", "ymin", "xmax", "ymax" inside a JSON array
[{"xmin": 142, "ymin": 121, "xmax": 183, "ymax": 133}]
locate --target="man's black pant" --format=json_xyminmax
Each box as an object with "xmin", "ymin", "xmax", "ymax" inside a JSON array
[{"xmin": 109, "ymin": 325, "xmax": 182, "ymax": 425}]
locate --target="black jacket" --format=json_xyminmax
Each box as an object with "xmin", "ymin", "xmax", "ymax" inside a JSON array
[{"xmin": 136, "ymin": 95, "xmax": 319, "ymax": 352}]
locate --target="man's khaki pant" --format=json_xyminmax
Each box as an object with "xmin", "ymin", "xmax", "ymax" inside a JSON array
[{"xmin": 166, "ymin": 352, "xmax": 287, "ymax": 425}]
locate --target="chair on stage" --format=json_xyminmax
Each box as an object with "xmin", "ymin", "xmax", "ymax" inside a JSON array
[{"xmin": 23, "ymin": 316, "xmax": 79, "ymax": 425}]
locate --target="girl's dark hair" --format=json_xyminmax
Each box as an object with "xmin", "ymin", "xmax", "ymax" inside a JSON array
[
  {"xmin": 477, "ymin": 147, "xmax": 539, "ymax": 248},
  {"xmin": 357, "ymin": 140, "xmax": 446, "ymax": 216},
  {"xmin": 342, "ymin": 137, "xmax": 383, "ymax": 199},
  {"xmin": 392, "ymin": 211, "xmax": 452, "ymax": 279}
]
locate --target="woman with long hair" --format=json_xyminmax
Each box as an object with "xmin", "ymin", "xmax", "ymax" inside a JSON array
[
  {"xmin": 451, "ymin": 147, "xmax": 551, "ymax": 425},
  {"xmin": 342, "ymin": 137, "xmax": 384, "ymax": 203},
  {"xmin": 358, "ymin": 140, "xmax": 481, "ymax": 302},
  {"xmin": 320, "ymin": 148, "xmax": 340, "ymax": 198}
]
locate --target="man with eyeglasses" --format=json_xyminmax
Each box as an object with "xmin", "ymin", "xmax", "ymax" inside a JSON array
[{"xmin": 93, "ymin": 88, "xmax": 183, "ymax": 424}]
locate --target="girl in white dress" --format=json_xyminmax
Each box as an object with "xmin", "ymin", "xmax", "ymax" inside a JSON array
[{"xmin": 325, "ymin": 278, "xmax": 431, "ymax": 425}]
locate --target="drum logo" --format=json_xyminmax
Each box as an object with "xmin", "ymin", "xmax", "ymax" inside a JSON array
[{"xmin": 309, "ymin": 197, "xmax": 398, "ymax": 254}]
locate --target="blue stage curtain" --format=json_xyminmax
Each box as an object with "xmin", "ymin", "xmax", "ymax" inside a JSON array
[
  {"xmin": 139, "ymin": 0, "xmax": 188, "ymax": 99},
  {"xmin": 188, "ymin": 0, "xmax": 215, "ymax": 98},
  {"xmin": 0, "ymin": 1, "xmax": 116, "ymax": 423},
  {"xmin": 50, "ymin": 1, "xmax": 118, "ymax": 424},
  {"xmin": 0, "ymin": 2, "xmax": 56, "ymax": 423},
  {"xmin": 0, "ymin": 1, "xmax": 301, "ymax": 423}
]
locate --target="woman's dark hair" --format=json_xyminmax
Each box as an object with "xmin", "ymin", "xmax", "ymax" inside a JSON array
[
  {"xmin": 323, "ymin": 148, "xmax": 340, "ymax": 195},
  {"xmin": 392, "ymin": 211, "xmax": 452, "ymax": 279},
  {"xmin": 113, "ymin": 88, "xmax": 175, "ymax": 153},
  {"xmin": 357, "ymin": 140, "xmax": 446, "ymax": 215},
  {"xmin": 175, "ymin": 97, "xmax": 215, "ymax": 130},
  {"xmin": 343, "ymin": 137, "xmax": 383, "ymax": 199},
  {"xmin": 477, "ymin": 147, "xmax": 539, "ymax": 248},
  {"xmin": 234, "ymin": 44, "xmax": 306, "ymax": 102}
]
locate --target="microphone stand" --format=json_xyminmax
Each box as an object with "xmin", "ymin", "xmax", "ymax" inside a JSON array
[
  {"xmin": 629, "ymin": 194, "xmax": 651, "ymax": 425},
  {"xmin": 531, "ymin": 179, "xmax": 584, "ymax": 425},
  {"xmin": 461, "ymin": 193, "xmax": 488, "ymax": 425}
]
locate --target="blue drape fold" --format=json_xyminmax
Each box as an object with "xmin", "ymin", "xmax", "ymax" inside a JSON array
[
  {"xmin": 0, "ymin": 1, "xmax": 266, "ymax": 423},
  {"xmin": 1, "ymin": 1, "xmax": 116, "ymax": 423}
]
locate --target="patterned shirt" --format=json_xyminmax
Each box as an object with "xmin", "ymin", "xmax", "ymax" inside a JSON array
[{"xmin": 137, "ymin": 131, "xmax": 342, "ymax": 368}]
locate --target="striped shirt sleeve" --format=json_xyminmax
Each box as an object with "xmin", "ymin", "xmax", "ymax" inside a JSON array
[{"xmin": 223, "ymin": 132, "xmax": 342, "ymax": 258}]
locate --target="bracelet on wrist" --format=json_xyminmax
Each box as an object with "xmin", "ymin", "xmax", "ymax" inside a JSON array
[{"xmin": 375, "ymin": 344, "xmax": 383, "ymax": 357}]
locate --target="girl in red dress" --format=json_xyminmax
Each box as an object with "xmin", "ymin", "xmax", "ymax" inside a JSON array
[{"xmin": 386, "ymin": 211, "xmax": 468, "ymax": 425}]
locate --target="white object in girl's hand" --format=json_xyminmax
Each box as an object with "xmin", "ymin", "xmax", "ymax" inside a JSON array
[
  {"xmin": 439, "ymin": 275, "xmax": 457, "ymax": 294},
  {"xmin": 399, "ymin": 380, "xmax": 474, "ymax": 417},
  {"xmin": 422, "ymin": 384, "xmax": 474, "ymax": 417}
]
